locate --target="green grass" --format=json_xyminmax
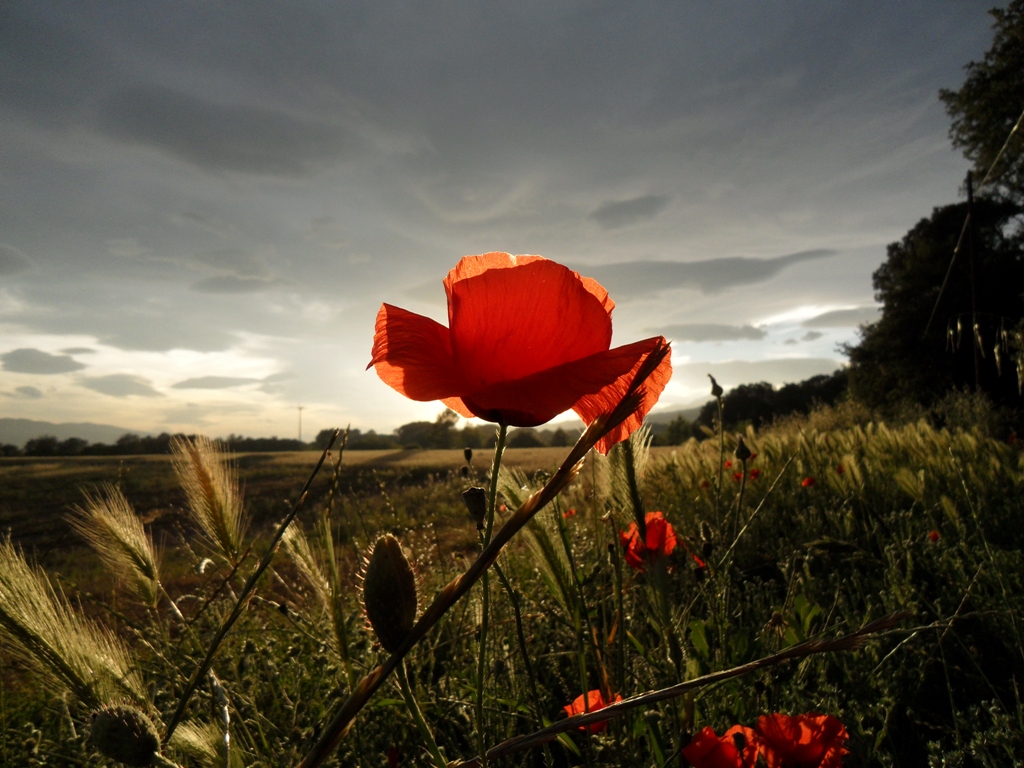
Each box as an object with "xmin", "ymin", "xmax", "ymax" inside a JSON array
[{"xmin": 1, "ymin": 421, "xmax": 1022, "ymax": 767}]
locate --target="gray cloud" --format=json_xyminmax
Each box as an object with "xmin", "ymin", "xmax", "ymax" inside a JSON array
[
  {"xmin": 0, "ymin": 244, "xmax": 31, "ymax": 275},
  {"xmin": 801, "ymin": 331, "xmax": 824, "ymax": 341},
  {"xmin": 172, "ymin": 376, "xmax": 261, "ymax": 390},
  {"xmin": 1, "ymin": 348, "xmax": 85, "ymax": 374},
  {"xmin": 191, "ymin": 275, "xmax": 278, "ymax": 293},
  {"xmin": 581, "ymin": 250, "xmax": 836, "ymax": 299},
  {"xmin": 14, "ymin": 386, "xmax": 43, "ymax": 399},
  {"xmin": 653, "ymin": 323, "xmax": 766, "ymax": 342},
  {"xmin": 80, "ymin": 374, "xmax": 162, "ymax": 398},
  {"xmin": 98, "ymin": 85, "xmax": 357, "ymax": 176},
  {"xmin": 590, "ymin": 195, "xmax": 671, "ymax": 229},
  {"xmin": 61, "ymin": 347, "xmax": 96, "ymax": 354},
  {"xmin": 801, "ymin": 306, "xmax": 881, "ymax": 327}
]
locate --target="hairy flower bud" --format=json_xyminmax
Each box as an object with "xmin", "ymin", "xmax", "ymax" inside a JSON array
[
  {"xmin": 90, "ymin": 705, "xmax": 160, "ymax": 767},
  {"xmin": 461, "ymin": 487, "xmax": 488, "ymax": 530},
  {"xmin": 734, "ymin": 436, "xmax": 752, "ymax": 462},
  {"xmin": 362, "ymin": 535, "xmax": 418, "ymax": 654}
]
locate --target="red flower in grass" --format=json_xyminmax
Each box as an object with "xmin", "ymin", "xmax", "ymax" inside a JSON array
[
  {"xmin": 724, "ymin": 460, "xmax": 733, "ymax": 469},
  {"xmin": 928, "ymin": 529, "xmax": 941, "ymax": 542},
  {"xmin": 749, "ymin": 468, "xmax": 762, "ymax": 480},
  {"xmin": 836, "ymin": 464, "xmax": 845, "ymax": 475},
  {"xmin": 801, "ymin": 477, "xmax": 816, "ymax": 488},
  {"xmin": 563, "ymin": 689, "xmax": 622, "ymax": 733},
  {"xmin": 732, "ymin": 471, "xmax": 744, "ymax": 482},
  {"xmin": 563, "ymin": 508, "xmax": 578, "ymax": 519},
  {"xmin": 620, "ymin": 511, "xmax": 677, "ymax": 569},
  {"xmin": 682, "ymin": 725, "xmax": 763, "ymax": 768},
  {"xmin": 755, "ymin": 713, "xmax": 849, "ymax": 768},
  {"xmin": 369, "ymin": 253, "xmax": 672, "ymax": 454}
]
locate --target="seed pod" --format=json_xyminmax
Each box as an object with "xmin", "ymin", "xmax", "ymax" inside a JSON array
[
  {"xmin": 463, "ymin": 447, "xmax": 474, "ymax": 464},
  {"xmin": 362, "ymin": 535, "xmax": 417, "ymax": 653},
  {"xmin": 708, "ymin": 374, "xmax": 723, "ymax": 398},
  {"xmin": 461, "ymin": 487, "xmax": 488, "ymax": 530},
  {"xmin": 734, "ymin": 436, "xmax": 752, "ymax": 462},
  {"xmin": 90, "ymin": 705, "xmax": 160, "ymax": 767}
]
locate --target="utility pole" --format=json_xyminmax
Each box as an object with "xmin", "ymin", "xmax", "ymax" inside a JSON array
[{"xmin": 298, "ymin": 406, "xmax": 304, "ymax": 442}]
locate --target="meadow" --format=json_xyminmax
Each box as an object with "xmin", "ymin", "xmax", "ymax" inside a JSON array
[{"xmin": 1, "ymin": 407, "xmax": 1022, "ymax": 767}]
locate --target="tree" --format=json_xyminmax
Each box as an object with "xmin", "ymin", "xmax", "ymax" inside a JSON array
[
  {"xmin": 846, "ymin": 199, "xmax": 1024, "ymax": 410},
  {"xmin": 940, "ymin": 1, "xmax": 1024, "ymax": 203}
]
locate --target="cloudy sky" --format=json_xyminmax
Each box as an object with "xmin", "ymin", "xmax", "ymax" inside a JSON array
[{"xmin": 0, "ymin": 1, "xmax": 999, "ymax": 439}]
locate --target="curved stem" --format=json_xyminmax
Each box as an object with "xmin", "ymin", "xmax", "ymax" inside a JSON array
[{"xmin": 397, "ymin": 659, "xmax": 448, "ymax": 768}]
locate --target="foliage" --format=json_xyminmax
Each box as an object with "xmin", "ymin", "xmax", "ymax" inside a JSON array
[
  {"xmin": 940, "ymin": 0, "xmax": 1024, "ymax": 204},
  {"xmin": 693, "ymin": 371, "xmax": 849, "ymax": 433},
  {"xmin": 846, "ymin": 198, "xmax": 1024, "ymax": 418}
]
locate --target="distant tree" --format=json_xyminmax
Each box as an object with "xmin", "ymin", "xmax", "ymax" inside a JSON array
[
  {"xmin": 507, "ymin": 428, "xmax": 543, "ymax": 448},
  {"xmin": 549, "ymin": 427, "xmax": 569, "ymax": 447},
  {"xmin": 394, "ymin": 408, "xmax": 462, "ymax": 449},
  {"xmin": 694, "ymin": 371, "xmax": 850, "ymax": 432},
  {"xmin": 24, "ymin": 435, "xmax": 59, "ymax": 456},
  {"xmin": 846, "ymin": 199, "xmax": 1024, "ymax": 410},
  {"xmin": 0, "ymin": 443, "xmax": 21, "ymax": 457},
  {"xmin": 940, "ymin": 0, "xmax": 1024, "ymax": 204},
  {"xmin": 663, "ymin": 415, "xmax": 694, "ymax": 445},
  {"xmin": 57, "ymin": 437, "xmax": 88, "ymax": 455}
]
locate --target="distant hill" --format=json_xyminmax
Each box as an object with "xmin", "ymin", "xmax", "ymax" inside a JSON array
[{"xmin": 0, "ymin": 418, "xmax": 147, "ymax": 448}]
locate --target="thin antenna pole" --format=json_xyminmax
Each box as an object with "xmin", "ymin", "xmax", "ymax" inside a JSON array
[
  {"xmin": 298, "ymin": 406, "xmax": 304, "ymax": 442},
  {"xmin": 966, "ymin": 173, "xmax": 980, "ymax": 392}
]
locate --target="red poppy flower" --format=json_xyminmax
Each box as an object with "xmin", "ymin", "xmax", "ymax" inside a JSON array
[
  {"xmin": 562, "ymin": 689, "xmax": 622, "ymax": 733},
  {"xmin": 700, "ymin": 479, "xmax": 711, "ymax": 489},
  {"xmin": 755, "ymin": 713, "xmax": 849, "ymax": 768},
  {"xmin": 928, "ymin": 529, "xmax": 940, "ymax": 542},
  {"xmin": 749, "ymin": 468, "xmax": 762, "ymax": 480},
  {"xmin": 620, "ymin": 511, "xmax": 677, "ymax": 570},
  {"xmin": 563, "ymin": 508, "xmax": 578, "ymax": 519},
  {"xmin": 749, "ymin": 452, "xmax": 758, "ymax": 461},
  {"xmin": 724, "ymin": 460, "xmax": 733, "ymax": 469},
  {"xmin": 682, "ymin": 725, "xmax": 763, "ymax": 768},
  {"xmin": 732, "ymin": 471, "xmax": 744, "ymax": 482},
  {"xmin": 369, "ymin": 253, "xmax": 672, "ymax": 454},
  {"xmin": 801, "ymin": 477, "xmax": 816, "ymax": 488}
]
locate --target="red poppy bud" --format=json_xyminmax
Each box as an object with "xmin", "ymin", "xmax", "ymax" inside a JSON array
[{"xmin": 801, "ymin": 477, "xmax": 816, "ymax": 488}]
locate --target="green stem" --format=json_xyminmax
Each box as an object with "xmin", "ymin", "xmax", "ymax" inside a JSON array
[
  {"xmin": 397, "ymin": 660, "xmax": 448, "ymax": 768},
  {"xmin": 714, "ymin": 397, "xmax": 725, "ymax": 526},
  {"xmin": 476, "ymin": 423, "xmax": 508, "ymax": 767}
]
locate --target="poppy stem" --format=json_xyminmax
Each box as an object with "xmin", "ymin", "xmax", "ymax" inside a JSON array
[
  {"xmin": 714, "ymin": 395, "xmax": 725, "ymax": 527},
  {"xmin": 397, "ymin": 659, "xmax": 448, "ymax": 768},
  {"xmin": 476, "ymin": 423, "xmax": 508, "ymax": 766}
]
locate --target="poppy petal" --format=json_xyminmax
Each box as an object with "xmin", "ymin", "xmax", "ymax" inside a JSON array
[
  {"xmin": 572, "ymin": 337, "xmax": 673, "ymax": 454},
  {"xmin": 368, "ymin": 304, "xmax": 462, "ymax": 401},
  {"xmin": 440, "ymin": 396, "xmax": 475, "ymax": 419},
  {"xmin": 459, "ymin": 337, "xmax": 652, "ymax": 426},
  {"xmin": 446, "ymin": 257, "xmax": 613, "ymax": 389}
]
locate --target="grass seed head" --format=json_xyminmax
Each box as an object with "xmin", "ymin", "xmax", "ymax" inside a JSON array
[{"xmin": 362, "ymin": 535, "xmax": 417, "ymax": 654}]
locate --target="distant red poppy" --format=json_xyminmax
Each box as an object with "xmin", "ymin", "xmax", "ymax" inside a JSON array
[
  {"xmin": 682, "ymin": 725, "xmax": 763, "ymax": 768},
  {"xmin": 928, "ymin": 529, "xmax": 941, "ymax": 542},
  {"xmin": 724, "ymin": 460, "xmax": 733, "ymax": 469},
  {"xmin": 562, "ymin": 689, "xmax": 621, "ymax": 733},
  {"xmin": 801, "ymin": 477, "xmax": 816, "ymax": 488},
  {"xmin": 369, "ymin": 253, "xmax": 672, "ymax": 454},
  {"xmin": 563, "ymin": 508, "xmax": 578, "ymax": 519},
  {"xmin": 732, "ymin": 471, "xmax": 744, "ymax": 482},
  {"xmin": 620, "ymin": 511, "xmax": 677, "ymax": 570},
  {"xmin": 749, "ymin": 452, "xmax": 758, "ymax": 461},
  {"xmin": 836, "ymin": 464, "xmax": 845, "ymax": 475},
  {"xmin": 749, "ymin": 468, "xmax": 762, "ymax": 480},
  {"xmin": 755, "ymin": 713, "xmax": 849, "ymax": 768},
  {"xmin": 700, "ymin": 479, "xmax": 711, "ymax": 489}
]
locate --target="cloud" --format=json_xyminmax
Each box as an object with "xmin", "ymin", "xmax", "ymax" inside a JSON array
[
  {"xmin": 80, "ymin": 374, "xmax": 162, "ymax": 398},
  {"xmin": 801, "ymin": 331, "xmax": 824, "ymax": 341},
  {"xmin": 60, "ymin": 347, "xmax": 96, "ymax": 354},
  {"xmin": 0, "ymin": 244, "xmax": 31, "ymax": 275},
  {"xmin": 192, "ymin": 275, "xmax": 278, "ymax": 293},
  {"xmin": 14, "ymin": 386, "xmax": 43, "ymax": 399},
  {"xmin": 98, "ymin": 85, "xmax": 358, "ymax": 176},
  {"xmin": 801, "ymin": 306, "xmax": 881, "ymax": 327},
  {"xmin": 172, "ymin": 376, "xmax": 261, "ymax": 390},
  {"xmin": 589, "ymin": 194, "xmax": 671, "ymax": 229},
  {"xmin": 1, "ymin": 348, "xmax": 85, "ymax": 374},
  {"xmin": 674, "ymin": 358, "xmax": 843, "ymax": 394},
  {"xmin": 580, "ymin": 250, "xmax": 836, "ymax": 299},
  {"xmin": 653, "ymin": 323, "xmax": 766, "ymax": 342}
]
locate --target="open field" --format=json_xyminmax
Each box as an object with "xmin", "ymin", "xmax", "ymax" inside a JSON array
[{"xmin": 1, "ymin": 424, "xmax": 1023, "ymax": 767}]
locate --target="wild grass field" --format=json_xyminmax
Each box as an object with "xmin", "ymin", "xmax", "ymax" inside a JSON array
[{"xmin": 1, "ymin": 410, "xmax": 1022, "ymax": 767}]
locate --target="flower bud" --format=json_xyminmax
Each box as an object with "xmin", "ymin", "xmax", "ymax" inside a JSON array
[
  {"xmin": 362, "ymin": 535, "xmax": 418, "ymax": 654},
  {"xmin": 708, "ymin": 374, "xmax": 724, "ymax": 398},
  {"xmin": 461, "ymin": 487, "xmax": 488, "ymax": 530},
  {"xmin": 89, "ymin": 705, "xmax": 160, "ymax": 767},
  {"xmin": 734, "ymin": 436, "xmax": 751, "ymax": 462},
  {"xmin": 463, "ymin": 447, "xmax": 474, "ymax": 464}
]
